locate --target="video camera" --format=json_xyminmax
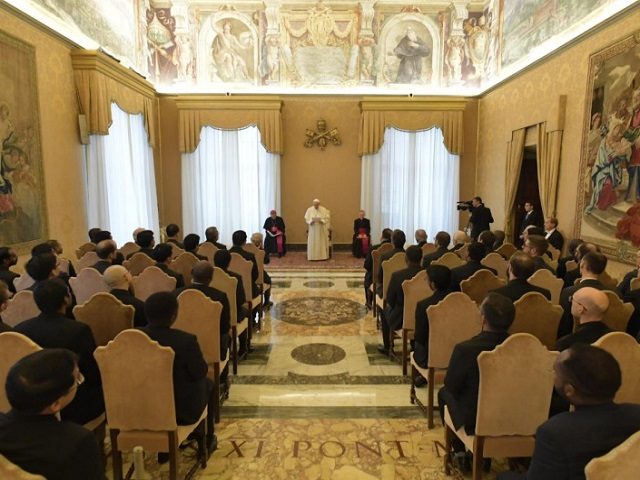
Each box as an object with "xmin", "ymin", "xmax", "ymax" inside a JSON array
[{"xmin": 456, "ymin": 200, "xmax": 473, "ymax": 212}]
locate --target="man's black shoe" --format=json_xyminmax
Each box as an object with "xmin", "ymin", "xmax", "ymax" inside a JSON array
[
  {"xmin": 414, "ymin": 375, "xmax": 428, "ymax": 388},
  {"xmin": 157, "ymin": 452, "xmax": 170, "ymax": 464},
  {"xmin": 377, "ymin": 345, "xmax": 389, "ymax": 355}
]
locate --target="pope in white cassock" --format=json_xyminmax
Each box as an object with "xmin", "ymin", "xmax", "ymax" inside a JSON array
[{"xmin": 305, "ymin": 198, "xmax": 331, "ymax": 260}]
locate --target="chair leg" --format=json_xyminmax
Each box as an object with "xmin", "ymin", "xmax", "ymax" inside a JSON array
[
  {"xmin": 410, "ymin": 363, "xmax": 417, "ymax": 404},
  {"xmin": 169, "ymin": 431, "xmax": 178, "ymax": 480},
  {"xmin": 428, "ymin": 368, "xmax": 435, "ymax": 429},
  {"xmin": 232, "ymin": 327, "xmax": 238, "ymax": 375},
  {"xmin": 472, "ymin": 437, "xmax": 485, "ymax": 480},
  {"xmin": 402, "ymin": 331, "xmax": 408, "ymax": 375},
  {"xmin": 94, "ymin": 421, "xmax": 106, "ymax": 471},
  {"xmin": 110, "ymin": 428, "xmax": 123, "ymax": 480},
  {"xmin": 214, "ymin": 365, "xmax": 221, "ymax": 423},
  {"xmin": 198, "ymin": 421, "xmax": 208, "ymax": 469},
  {"xmin": 444, "ymin": 423, "xmax": 454, "ymax": 475}
]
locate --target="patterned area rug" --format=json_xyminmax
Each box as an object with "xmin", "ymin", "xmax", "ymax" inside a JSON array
[{"xmin": 267, "ymin": 252, "xmax": 365, "ymax": 271}]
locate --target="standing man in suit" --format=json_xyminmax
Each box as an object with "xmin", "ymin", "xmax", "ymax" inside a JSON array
[
  {"xmin": 0, "ymin": 349, "xmax": 105, "ymax": 480},
  {"xmin": 378, "ymin": 246, "xmax": 423, "ymax": 355},
  {"xmin": 352, "ymin": 210, "xmax": 371, "ymax": 258},
  {"xmin": 205, "ymin": 226, "xmax": 227, "ymax": 250},
  {"xmin": 450, "ymin": 242, "xmax": 496, "ymax": 291},
  {"xmin": 491, "ymin": 252, "xmax": 551, "ymax": 302},
  {"xmin": 422, "ymin": 231, "xmax": 450, "ymax": 268},
  {"xmin": 438, "ymin": 292, "xmax": 515, "ymax": 461},
  {"xmin": 363, "ymin": 228, "xmax": 392, "ymax": 310},
  {"xmin": 557, "ymin": 287, "xmax": 612, "ymax": 351},
  {"xmin": 103, "ymin": 265, "xmax": 147, "ymax": 327},
  {"xmin": 519, "ymin": 201, "xmax": 542, "ymax": 240},
  {"xmin": 544, "ymin": 216, "xmax": 564, "ymax": 252},
  {"xmin": 0, "ymin": 246, "xmax": 18, "ymax": 294},
  {"xmin": 15, "ymin": 279, "xmax": 104, "ymax": 425},
  {"xmin": 498, "ymin": 345, "xmax": 640, "ymax": 480},
  {"xmin": 153, "ymin": 243, "xmax": 185, "ymax": 288},
  {"xmin": 468, "ymin": 197, "xmax": 493, "ymax": 241}
]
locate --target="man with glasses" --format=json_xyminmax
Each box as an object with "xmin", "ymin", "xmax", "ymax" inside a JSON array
[
  {"xmin": 557, "ymin": 287, "xmax": 612, "ymax": 351},
  {"xmin": 0, "ymin": 349, "xmax": 105, "ymax": 479}
]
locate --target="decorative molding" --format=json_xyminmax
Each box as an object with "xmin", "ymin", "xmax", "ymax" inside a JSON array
[
  {"xmin": 173, "ymin": 95, "xmax": 283, "ymax": 111},
  {"xmin": 360, "ymin": 96, "xmax": 468, "ymax": 112}
]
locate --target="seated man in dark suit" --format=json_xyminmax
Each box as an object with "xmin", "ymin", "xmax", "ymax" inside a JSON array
[
  {"xmin": 205, "ymin": 226, "xmax": 227, "ymax": 250},
  {"xmin": 451, "ymin": 231, "xmax": 469, "ymax": 251},
  {"xmin": 0, "ymin": 280, "xmax": 13, "ymax": 332},
  {"xmin": 153, "ymin": 243, "xmax": 185, "ymax": 288},
  {"xmin": 563, "ymin": 242, "xmax": 599, "ymax": 288},
  {"xmin": 0, "ymin": 246, "xmax": 19, "ymax": 294},
  {"xmin": 491, "ymin": 252, "xmax": 551, "ymax": 302},
  {"xmin": 558, "ymin": 251, "xmax": 609, "ymax": 338},
  {"xmin": 165, "ymin": 223, "xmax": 184, "ymax": 249},
  {"xmin": 556, "ymin": 238, "xmax": 583, "ymax": 281},
  {"xmin": 363, "ymin": 228, "xmax": 392, "ymax": 309},
  {"xmin": 422, "ymin": 231, "xmax": 450, "ymax": 268},
  {"xmin": 450, "ymin": 242, "xmax": 496, "ymax": 291},
  {"xmin": 414, "ymin": 229, "xmax": 428, "ymax": 247},
  {"xmin": 544, "ymin": 216, "xmax": 564, "ymax": 252},
  {"xmin": 15, "ymin": 279, "xmax": 104, "ymax": 425},
  {"xmin": 91, "ymin": 230, "xmax": 124, "ymax": 265},
  {"xmin": 138, "ymin": 292, "xmax": 215, "ymax": 441},
  {"xmin": 617, "ymin": 248, "xmax": 640, "ymax": 297},
  {"xmin": 413, "ymin": 265, "xmax": 453, "ymax": 371},
  {"xmin": 127, "ymin": 229, "xmax": 155, "ymax": 259},
  {"xmin": 616, "ymin": 249, "xmax": 640, "ymax": 337},
  {"xmin": 0, "ymin": 349, "xmax": 105, "ymax": 480},
  {"xmin": 91, "ymin": 239, "xmax": 117, "ymax": 274},
  {"xmin": 498, "ymin": 344, "xmax": 640, "ymax": 480},
  {"xmin": 557, "ymin": 287, "xmax": 612, "ymax": 351},
  {"xmin": 378, "ymin": 246, "xmax": 423, "ymax": 355},
  {"xmin": 477, "ymin": 230, "xmax": 496, "ymax": 253},
  {"xmin": 438, "ymin": 292, "xmax": 515, "ymax": 462},
  {"xmin": 229, "ymin": 230, "xmax": 259, "ymax": 298},
  {"xmin": 103, "ymin": 265, "xmax": 146, "ymax": 327},
  {"xmin": 523, "ymin": 235, "xmax": 555, "ymax": 273},
  {"xmin": 376, "ymin": 229, "xmax": 406, "ymax": 297},
  {"xmin": 184, "ymin": 233, "xmax": 208, "ymax": 261}
]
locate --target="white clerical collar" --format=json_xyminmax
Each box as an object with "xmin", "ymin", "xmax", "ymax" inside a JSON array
[{"xmin": 545, "ymin": 228, "xmax": 555, "ymax": 237}]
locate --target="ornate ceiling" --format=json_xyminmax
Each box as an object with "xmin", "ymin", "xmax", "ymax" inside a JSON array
[{"xmin": 6, "ymin": 0, "xmax": 638, "ymax": 94}]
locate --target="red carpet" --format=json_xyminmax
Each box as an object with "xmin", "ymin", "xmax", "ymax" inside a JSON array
[{"xmin": 266, "ymin": 251, "xmax": 365, "ymax": 270}]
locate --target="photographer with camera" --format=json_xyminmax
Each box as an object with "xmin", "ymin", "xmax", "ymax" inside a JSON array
[{"xmin": 458, "ymin": 197, "xmax": 493, "ymax": 240}]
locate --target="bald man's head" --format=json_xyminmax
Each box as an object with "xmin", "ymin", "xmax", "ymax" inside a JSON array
[
  {"xmin": 571, "ymin": 287, "xmax": 609, "ymax": 324},
  {"xmin": 191, "ymin": 261, "xmax": 213, "ymax": 285}
]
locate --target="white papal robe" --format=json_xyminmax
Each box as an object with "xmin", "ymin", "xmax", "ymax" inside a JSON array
[{"xmin": 305, "ymin": 205, "xmax": 330, "ymax": 260}]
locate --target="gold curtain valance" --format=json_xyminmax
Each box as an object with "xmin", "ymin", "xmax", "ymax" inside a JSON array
[
  {"xmin": 71, "ymin": 50, "xmax": 157, "ymax": 147},
  {"xmin": 358, "ymin": 97, "xmax": 467, "ymax": 156},
  {"xmin": 176, "ymin": 96, "xmax": 283, "ymax": 154}
]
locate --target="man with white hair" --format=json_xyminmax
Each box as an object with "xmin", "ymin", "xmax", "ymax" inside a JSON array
[
  {"xmin": 104, "ymin": 265, "xmax": 146, "ymax": 327},
  {"xmin": 304, "ymin": 198, "xmax": 330, "ymax": 261}
]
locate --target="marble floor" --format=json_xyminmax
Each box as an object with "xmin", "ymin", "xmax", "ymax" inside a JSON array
[{"xmin": 107, "ymin": 270, "xmax": 505, "ymax": 479}]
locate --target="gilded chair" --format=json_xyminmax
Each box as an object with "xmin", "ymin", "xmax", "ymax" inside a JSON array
[
  {"xmin": 0, "ymin": 454, "xmax": 46, "ymax": 479},
  {"xmin": 481, "ymin": 252, "xmax": 509, "ymax": 280},
  {"xmin": 528, "ymin": 268, "xmax": 564, "ymax": 305},
  {"xmin": 410, "ymin": 292, "xmax": 482, "ymax": 429},
  {"xmin": 1, "ymin": 291, "xmax": 40, "ymax": 328},
  {"xmin": 174, "ymin": 290, "xmax": 227, "ymax": 423},
  {"xmin": 229, "ymin": 253, "xmax": 261, "ymax": 329},
  {"xmin": 443, "ymin": 334, "xmax": 558, "ymax": 480},
  {"xmin": 547, "ymin": 245, "xmax": 561, "ymax": 261},
  {"xmin": 585, "ymin": 430, "xmax": 640, "ymax": 480},
  {"xmin": 95, "ymin": 330, "xmax": 208, "ymax": 480},
  {"xmin": 379, "ymin": 253, "xmax": 406, "ymax": 351},
  {"xmin": 76, "ymin": 251, "xmax": 100, "ymax": 271},
  {"xmin": 169, "ymin": 252, "xmax": 199, "ymax": 287},
  {"xmin": 454, "ymin": 243, "xmax": 470, "ymax": 260},
  {"xmin": 168, "ymin": 243, "xmax": 185, "ymax": 260},
  {"xmin": 118, "ymin": 242, "xmax": 140, "ymax": 259},
  {"xmin": 565, "ymin": 259, "xmax": 578, "ymax": 273},
  {"xmin": 131, "ymin": 266, "xmax": 176, "ymax": 302},
  {"xmin": 602, "ymin": 291, "xmax": 634, "ymax": 332},
  {"xmin": 593, "ymin": 332, "xmax": 640, "ymax": 404},
  {"xmin": 432, "ymin": 252, "xmax": 465, "ymax": 269},
  {"xmin": 371, "ymin": 243, "xmax": 393, "ymax": 317},
  {"xmin": 75, "ymin": 242, "xmax": 96, "ymax": 260},
  {"xmin": 421, "ymin": 243, "xmax": 437, "ymax": 256},
  {"xmin": 69, "ymin": 268, "xmax": 109, "ymax": 306},
  {"xmin": 196, "ymin": 243, "xmax": 218, "ymax": 263},
  {"xmin": 494, "ymin": 243, "xmax": 517, "ymax": 260},
  {"xmin": 630, "ymin": 276, "xmax": 640, "ymax": 292},
  {"xmin": 243, "ymin": 243, "xmax": 267, "ymax": 320},
  {"xmin": 511, "ymin": 292, "xmax": 563, "ymax": 350},
  {"xmin": 599, "ymin": 272, "xmax": 619, "ymax": 291},
  {"xmin": 12, "ymin": 274, "xmax": 34, "ymax": 293},
  {"xmin": 122, "ymin": 252, "xmax": 155, "ymax": 276},
  {"xmin": 73, "ymin": 293, "xmax": 134, "ymax": 347},
  {"xmin": 0, "ymin": 332, "xmax": 41, "ymax": 412},
  {"xmin": 460, "ymin": 270, "xmax": 506, "ymax": 305}
]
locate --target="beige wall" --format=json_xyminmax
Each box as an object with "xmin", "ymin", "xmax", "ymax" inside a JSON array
[{"xmin": 0, "ymin": 7, "xmax": 85, "ymax": 264}]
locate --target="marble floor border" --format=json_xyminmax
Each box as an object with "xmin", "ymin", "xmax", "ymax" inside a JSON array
[
  {"xmin": 233, "ymin": 374, "xmax": 410, "ymax": 385},
  {"xmin": 220, "ymin": 406, "xmax": 432, "ymax": 420}
]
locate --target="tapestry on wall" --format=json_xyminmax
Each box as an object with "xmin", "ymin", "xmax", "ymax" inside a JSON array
[
  {"xmin": 0, "ymin": 30, "xmax": 47, "ymax": 249},
  {"xmin": 577, "ymin": 31, "xmax": 640, "ymax": 262}
]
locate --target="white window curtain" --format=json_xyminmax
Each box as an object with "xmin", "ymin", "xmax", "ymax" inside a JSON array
[
  {"xmin": 84, "ymin": 103, "xmax": 160, "ymax": 246},
  {"xmin": 361, "ymin": 127, "xmax": 460, "ymax": 241},
  {"xmin": 181, "ymin": 125, "xmax": 281, "ymax": 246}
]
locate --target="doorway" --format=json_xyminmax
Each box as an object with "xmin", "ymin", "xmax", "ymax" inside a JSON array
[{"xmin": 513, "ymin": 146, "xmax": 542, "ymax": 246}]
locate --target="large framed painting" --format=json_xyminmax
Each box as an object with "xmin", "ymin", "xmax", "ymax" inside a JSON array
[{"xmin": 0, "ymin": 30, "xmax": 47, "ymax": 250}]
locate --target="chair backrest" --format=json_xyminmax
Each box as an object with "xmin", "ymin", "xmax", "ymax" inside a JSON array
[
  {"xmin": 528, "ymin": 268, "xmax": 564, "ymax": 304},
  {"xmin": 381, "ymin": 252, "xmax": 406, "ymax": 299},
  {"xmin": 547, "ymin": 245, "xmax": 561, "ymax": 261},
  {"xmin": 0, "ymin": 291, "xmax": 40, "ymax": 328},
  {"xmin": 475, "ymin": 333, "xmax": 558, "ymax": 436},
  {"xmin": 211, "ymin": 267, "xmax": 238, "ymax": 327},
  {"xmin": 630, "ymin": 276, "xmax": 640, "ymax": 292},
  {"xmin": 243, "ymin": 244, "xmax": 265, "ymax": 287},
  {"xmin": 0, "ymin": 454, "xmax": 46, "ymax": 479},
  {"xmin": 599, "ymin": 272, "xmax": 618, "ymax": 291},
  {"xmin": 168, "ymin": 243, "xmax": 185, "ymax": 260},
  {"xmin": 123, "ymin": 252, "xmax": 155, "ymax": 276},
  {"xmin": 13, "ymin": 274, "xmax": 34, "ymax": 292},
  {"xmin": 131, "ymin": 266, "xmax": 176, "ymax": 302},
  {"xmin": 421, "ymin": 243, "xmax": 437, "ymax": 256},
  {"xmin": 427, "ymin": 292, "xmax": 482, "ymax": 369},
  {"xmin": 118, "ymin": 242, "xmax": 140, "ymax": 259},
  {"xmin": 229, "ymin": 253, "xmax": 253, "ymax": 304},
  {"xmin": 94, "ymin": 329, "xmax": 177, "ymax": 431},
  {"xmin": 565, "ymin": 259, "xmax": 578, "ymax": 273},
  {"xmin": 76, "ymin": 251, "xmax": 100, "ymax": 272},
  {"xmin": 481, "ymin": 252, "xmax": 509, "ymax": 280},
  {"xmin": 494, "ymin": 243, "xmax": 517, "ymax": 260},
  {"xmin": 0, "ymin": 332, "xmax": 42, "ymax": 412},
  {"xmin": 402, "ymin": 270, "xmax": 433, "ymax": 331},
  {"xmin": 69, "ymin": 268, "xmax": 109, "ymax": 306},
  {"xmin": 73, "ymin": 293, "xmax": 135, "ymax": 347},
  {"xmin": 197, "ymin": 242, "xmax": 218, "ymax": 263},
  {"xmin": 432, "ymin": 252, "xmax": 465, "ymax": 269},
  {"xmin": 169, "ymin": 253, "xmax": 199, "ymax": 287},
  {"xmin": 57, "ymin": 257, "xmax": 71, "ymax": 275},
  {"xmin": 460, "ymin": 269, "xmax": 506, "ymax": 305},
  {"xmin": 593, "ymin": 332, "xmax": 640, "ymax": 404},
  {"xmin": 174, "ymin": 290, "xmax": 223, "ymax": 363},
  {"xmin": 511, "ymin": 292, "xmax": 563, "ymax": 350},
  {"xmin": 602, "ymin": 291, "xmax": 634, "ymax": 332},
  {"xmin": 454, "ymin": 243, "xmax": 470, "ymax": 260},
  {"xmin": 75, "ymin": 242, "xmax": 96, "ymax": 260},
  {"xmin": 585, "ymin": 430, "xmax": 640, "ymax": 480},
  {"xmin": 372, "ymin": 243, "xmax": 393, "ymax": 285}
]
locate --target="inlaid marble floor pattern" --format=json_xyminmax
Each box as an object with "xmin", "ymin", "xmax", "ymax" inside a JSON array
[{"xmin": 107, "ymin": 270, "xmax": 503, "ymax": 479}]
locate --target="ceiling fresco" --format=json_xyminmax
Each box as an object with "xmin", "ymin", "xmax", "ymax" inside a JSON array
[{"xmin": 6, "ymin": 0, "xmax": 638, "ymax": 94}]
